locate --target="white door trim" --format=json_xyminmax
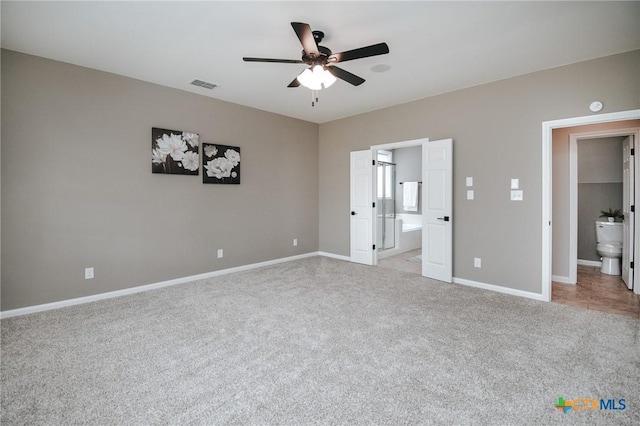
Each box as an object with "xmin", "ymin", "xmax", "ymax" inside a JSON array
[
  {"xmin": 568, "ymin": 127, "xmax": 640, "ymax": 286},
  {"xmin": 542, "ymin": 109, "xmax": 640, "ymax": 301}
]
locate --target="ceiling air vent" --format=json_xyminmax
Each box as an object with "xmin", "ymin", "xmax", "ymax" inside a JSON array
[{"xmin": 190, "ymin": 79, "xmax": 217, "ymax": 90}]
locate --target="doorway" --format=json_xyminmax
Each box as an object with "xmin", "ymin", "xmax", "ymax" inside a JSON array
[
  {"xmin": 568, "ymin": 129, "xmax": 638, "ymax": 290},
  {"xmin": 349, "ymin": 138, "xmax": 453, "ymax": 283},
  {"xmin": 542, "ymin": 109, "xmax": 640, "ymax": 302}
]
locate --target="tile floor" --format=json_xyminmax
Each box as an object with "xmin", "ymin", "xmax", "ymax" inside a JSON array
[
  {"xmin": 552, "ymin": 265, "xmax": 640, "ymax": 318},
  {"xmin": 377, "ymin": 248, "xmax": 422, "ymax": 275}
]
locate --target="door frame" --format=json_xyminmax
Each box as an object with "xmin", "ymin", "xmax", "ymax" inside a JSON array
[
  {"xmin": 371, "ymin": 138, "xmax": 429, "ymax": 266},
  {"xmin": 567, "ymin": 127, "xmax": 640, "ymax": 284},
  {"xmin": 542, "ymin": 109, "xmax": 640, "ymax": 301}
]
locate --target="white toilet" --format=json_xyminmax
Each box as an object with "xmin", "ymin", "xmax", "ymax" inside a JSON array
[{"xmin": 595, "ymin": 221, "xmax": 623, "ymax": 275}]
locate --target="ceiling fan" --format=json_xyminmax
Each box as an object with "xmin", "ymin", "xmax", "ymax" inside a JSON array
[{"xmin": 243, "ymin": 22, "xmax": 389, "ymax": 104}]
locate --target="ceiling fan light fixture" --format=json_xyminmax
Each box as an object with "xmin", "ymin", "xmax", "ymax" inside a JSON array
[
  {"xmin": 321, "ymin": 67, "xmax": 337, "ymax": 88},
  {"xmin": 297, "ymin": 67, "xmax": 321, "ymax": 90},
  {"xmin": 297, "ymin": 65, "xmax": 336, "ymax": 90}
]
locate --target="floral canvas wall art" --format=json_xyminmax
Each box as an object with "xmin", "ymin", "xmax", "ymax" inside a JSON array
[
  {"xmin": 152, "ymin": 127, "xmax": 199, "ymax": 175},
  {"xmin": 202, "ymin": 143, "xmax": 241, "ymax": 184}
]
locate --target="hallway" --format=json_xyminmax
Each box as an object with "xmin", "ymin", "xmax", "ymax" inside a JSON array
[{"xmin": 552, "ymin": 265, "xmax": 640, "ymax": 318}]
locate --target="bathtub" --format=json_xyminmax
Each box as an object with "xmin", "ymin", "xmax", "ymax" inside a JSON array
[
  {"xmin": 402, "ymin": 223, "xmax": 422, "ymax": 232},
  {"xmin": 378, "ymin": 214, "xmax": 422, "ymax": 259}
]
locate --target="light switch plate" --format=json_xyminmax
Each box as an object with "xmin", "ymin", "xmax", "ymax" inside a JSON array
[
  {"xmin": 466, "ymin": 177, "xmax": 473, "ymax": 187},
  {"xmin": 511, "ymin": 190, "xmax": 523, "ymax": 201},
  {"xmin": 511, "ymin": 178, "xmax": 519, "ymax": 189},
  {"xmin": 467, "ymin": 190, "xmax": 474, "ymax": 200}
]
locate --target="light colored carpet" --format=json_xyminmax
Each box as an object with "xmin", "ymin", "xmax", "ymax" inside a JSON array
[
  {"xmin": 406, "ymin": 255, "xmax": 422, "ymax": 263},
  {"xmin": 2, "ymin": 257, "xmax": 639, "ymax": 424}
]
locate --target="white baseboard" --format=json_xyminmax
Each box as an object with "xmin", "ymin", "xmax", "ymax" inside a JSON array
[
  {"xmin": 0, "ymin": 252, "xmax": 320, "ymax": 319},
  {"xmin": 577, "ymin": 259, "xmax": 602, "ymax": 267},
  {"xmin": 1, "ymin": 252, "xmax": 549, "ymax": 319},
  {"xmin": 317, "ymin": 251, "xmax": 351, "ymax": 262},
  {"xmin": 552, "ymin": 275, "xmax": 575, "ymax": 284},
  {"xmin": 452, "ymin": 277, "xmax": 547, "ymax": 302}
]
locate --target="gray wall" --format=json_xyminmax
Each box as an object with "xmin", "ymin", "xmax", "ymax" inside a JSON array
[
  {"xmin": 551, "ymin": 121, "xmax": 639, "ymax": 277},
  {"xmin": 1, "ymin": 50, "xmax": 319, "ymax": 311},
  {"xmin": 319, "ymin": 50, "xmax": 640, "ymax": 294},
  {"xmin": 394, "ymin": 146, "xmax": 422, "ymax": 215}
]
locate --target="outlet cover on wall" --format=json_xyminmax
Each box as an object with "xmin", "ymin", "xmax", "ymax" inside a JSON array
[
  {"xmin": 474, "ymin": 258, "xmax": 481, "ymax": 268},
  {"xmin": 293, "ymin": 238, "xmax": 298, "ymax": 246},
  {"xmin": 217, "ymin": 249, "xmax": 223, "ymax": 259},
  {"xmin": 467, "ymin": 190, "xmax": 474, "ymax": 200}
]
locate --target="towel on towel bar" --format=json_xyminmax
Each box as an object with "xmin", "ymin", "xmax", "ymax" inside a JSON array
[{"xmin": 403, "ymin": 181, "xmax": 419, "ymax": 211}]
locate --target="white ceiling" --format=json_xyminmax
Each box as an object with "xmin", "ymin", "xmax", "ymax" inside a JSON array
[{"xmin": 2, "ymin": 1, "xmax": 639, "ymax": 124}]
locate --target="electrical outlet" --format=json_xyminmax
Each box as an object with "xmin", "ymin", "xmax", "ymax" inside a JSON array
[
  {"xmin": 467, "ymin": 190, "xmax": 474, "ymax": 200},
  {"xmin": 217, "ymin": 249, "xmax": 223, "ymax": 259},
  {"xmin": 85, "ymin": 267, "xmax": 94, "ymax": 279},
  {"xmin": 293, "ymin": 238, "xmax": 298, "ymax": 246},
  {"xmin": 474, "ymin": 258, "xmax": 481, "ymax": 268}
]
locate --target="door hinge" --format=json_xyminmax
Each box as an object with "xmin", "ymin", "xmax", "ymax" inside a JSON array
[
  {"xmin": 631, "ymin": 148, "xmax": 635, "ymax": 155},
  {"xmin": 372, "ymin": 244, "xmax": 376, "ymax": 250},
  {"xmin": 372, "ymin": 202, "xmax": 376, "ymax": 208},
  {"xmin": 631, "ymin": 205, "xmax": 635, "ymax": 213},
  {"xmin": 372, "ymin": 159, "xmax": 375, "ymax": 166},
  {"xmin": 631, "ymin": 261, "xmax": 634, "ymax": 269}
]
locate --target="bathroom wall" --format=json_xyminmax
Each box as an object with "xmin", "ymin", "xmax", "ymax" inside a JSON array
[
  {"xmin": 394, "ymin": 146, "xmax": 422, "ymax": 215},
  {"xmin": 577, "ymin": 137, "xmax": 624, "ymax": 261}
]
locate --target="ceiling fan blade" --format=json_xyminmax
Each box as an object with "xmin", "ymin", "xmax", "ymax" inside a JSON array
[
  {"xmin": 243, "ymin": 57, "xmax": 304, "ymax": 64},
  {"xmin": 291, "ymin": 22, "xmax": 320, "ymax": 57},
  {"xmin": 327, "ymin": 66, "xmax": 365, "ymax": 86},
  {"xmin": 287, "ymin": 76, "xmax": 301, "ymax": 88},
  {"xmin": 329, "ymin": 42, "xmax": 389, "ymax": 63}
]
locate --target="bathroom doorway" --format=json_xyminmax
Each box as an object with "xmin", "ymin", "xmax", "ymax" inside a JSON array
[
  {"xmin": 545, "ymin": 111, "xmax": 640, "ymax": 306},
  {"xmin": 350, "ymin": 137, "xmax": 453, "ymax": 281},
  {"xmin": 569, "ymin": 128, "xmax": 638, "ymax": 291},
  {"xmin": 375, "ymin": 145, "xmax": 423, "ymax": 274}
]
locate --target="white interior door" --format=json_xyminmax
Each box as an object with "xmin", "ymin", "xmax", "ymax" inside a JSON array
[
  {"xmin": 350, "ymin": 150, "xmax": 375, "ymax": 265},
  {"xmin": 422, "ymin": 139, "xmax": 453, "ymax": 282},
  {"xmin": 622, "ymin": 136, "xmax": 634, "ymax": 290}
]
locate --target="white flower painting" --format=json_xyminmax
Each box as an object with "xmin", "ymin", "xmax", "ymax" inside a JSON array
[
  {"xmin": 202, "ymin": 143, "xmax": 241, "ymax": 184},
  {"xmin": 151, "ymin": 127, "xmax": 199, "ymax": 175}
]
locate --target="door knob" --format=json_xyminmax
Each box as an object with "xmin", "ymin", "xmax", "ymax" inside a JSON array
[
  {"xmin": 351, "ymin": 211, "xmax": 357, "ymax": 215},
  {"xmin": 437, "ymin": 216, "xmax": 450, "ymax": 222}
]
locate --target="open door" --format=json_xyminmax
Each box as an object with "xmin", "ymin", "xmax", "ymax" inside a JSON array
[
  {"xmin": 350, "ymin": 150, "xmax": 375, "ymax": 265},
  {"xmin": 422, "ymin": 139, "xmax": 453, "ymax": 282},
  {"xmin": 622, "ymin": 135, "xmax": 634, "ymax": 290}
]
